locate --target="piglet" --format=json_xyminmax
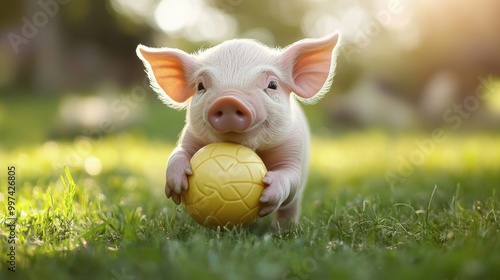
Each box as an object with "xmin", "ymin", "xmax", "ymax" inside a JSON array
[{"xmin": 137, "ymin": 32, "xmax": 341, "ymax": 227}]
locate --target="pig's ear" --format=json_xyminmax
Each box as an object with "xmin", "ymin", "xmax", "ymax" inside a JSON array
[
  {"xmin": 136, "ymin": 45, "xmax": 196, "ymax": 109},
  {"xmin": 280, "ymin": 32, "xmax": 341, "ymax": 104}
]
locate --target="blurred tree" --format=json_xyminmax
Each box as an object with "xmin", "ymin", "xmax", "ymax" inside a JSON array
[{"xmin": 3, "ymin": 0, "xmax": 497, "ymax": 131}]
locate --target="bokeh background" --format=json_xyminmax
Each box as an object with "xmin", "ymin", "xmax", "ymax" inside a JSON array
[
  {"xmin": 2, "ymin": 2, "xmax": 500, "ymax": 278},
  {"xmin": 1, "ymin": 0, "xmax": 500, "ymax": 167}
]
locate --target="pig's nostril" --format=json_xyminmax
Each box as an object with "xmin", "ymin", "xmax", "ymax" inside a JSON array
[
  {"xmin": 216, "ymin": 111, "xmax": 223, "ymax": 117},
  {"xmin": 236, "ymin": 110, "xmax": 244, "ymax": 117}
]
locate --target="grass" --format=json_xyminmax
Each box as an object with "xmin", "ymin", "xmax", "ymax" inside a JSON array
[{"xmin": 0, "ymin": 96, "xmax": 499, "ymax": 280}]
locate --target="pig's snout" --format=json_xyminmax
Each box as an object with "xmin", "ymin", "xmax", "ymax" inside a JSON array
[{"xmin": 208, "ymin": 96, "xmax": 253, "ymax": 132}]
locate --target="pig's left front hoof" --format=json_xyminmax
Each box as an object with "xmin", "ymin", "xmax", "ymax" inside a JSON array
[{"xmin": 259, "ymin": 172, "xmax": 288, "ymax": 217}]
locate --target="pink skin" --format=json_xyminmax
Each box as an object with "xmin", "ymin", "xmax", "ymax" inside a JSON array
[{"xmin": 137, "ymin": 32, "xmax": 341, "ymax": 227}]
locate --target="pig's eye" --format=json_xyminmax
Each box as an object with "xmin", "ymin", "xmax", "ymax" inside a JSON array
[
  {"xmin": 197, "ymin": 82, "xmax": 205, "ymax": 91},
  {"xmin": 267, "ymin": 81, "xmax": 278, "ymax": 90}
]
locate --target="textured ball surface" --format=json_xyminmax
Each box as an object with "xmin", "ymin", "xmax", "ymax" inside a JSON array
[{"xmin": 182, "ymin": 142, "xmax": 266, "ymax": 228}]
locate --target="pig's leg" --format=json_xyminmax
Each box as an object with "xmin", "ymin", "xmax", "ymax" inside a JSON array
[
  {"xmin": 278, "ymin": 120, "xmax": 310, "ymax": 226},
  {"xmin": 276, "ymin": 153, "xmax": 309, "ymax": 227},
  {"xmin": 259, "ymin": 164, "xmax": 304, "ymax": 228},
  {"xmin": 273, "ymin": 142, "xmax": 309, "ymax": 228},
  {"xmin": 258, "ymin": 117, "xmax": 307, "ymax": 223},
  {"xmin": 165, "ymin": 128, "xmax": 205, "ymax": 204},
  {"xmin": 258, "ymin": 103, "xmax": 311, "ymax": 228}
]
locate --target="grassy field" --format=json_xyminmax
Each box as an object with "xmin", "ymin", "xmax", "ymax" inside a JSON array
[{"xmin": 1, "ymin": 96, "xmax": 499, "ymax": 280}]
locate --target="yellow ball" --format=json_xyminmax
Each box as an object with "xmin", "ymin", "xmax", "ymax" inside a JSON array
[{"xmin": 181, "ymin": 142, "xmax": 267, "ymax": 228}]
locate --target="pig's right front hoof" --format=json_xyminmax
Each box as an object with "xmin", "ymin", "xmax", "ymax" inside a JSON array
[
  {"xmin": 165, "ymin": 184, "xmax": 182, "ymax": 205},
  {"xmin": 165, "ymin": 165, "xmax": 193, "ymax": 205}
]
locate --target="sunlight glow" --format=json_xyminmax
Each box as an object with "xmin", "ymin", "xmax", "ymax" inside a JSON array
[
  {"xmin": 302, "ymin": 5, "xmax": 369, "ymax": 38},
  {"xmin": 84, "ymin": 156, "xmax": 103, "ymax": 176},
  {"xmin": 153, "ymin": 0, "xmax": 236, "ymax": 42},
  {"xmin": 154, "ymin": 0, "xmax": 202, "ymax": 33}
]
